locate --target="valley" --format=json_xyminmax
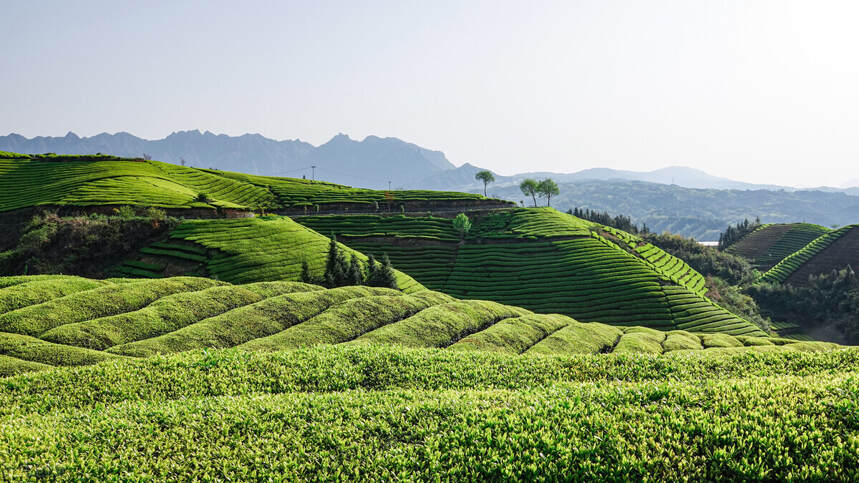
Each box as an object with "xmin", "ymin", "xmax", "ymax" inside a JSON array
[{"xmin": 0, "ymin": 151, "xmax": 856, "ymax": 479}]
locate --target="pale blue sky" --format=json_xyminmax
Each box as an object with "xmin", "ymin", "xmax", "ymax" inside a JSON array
[{"xmin": 3, "ymin": 0, "xmax": 859, "ymax": 187}]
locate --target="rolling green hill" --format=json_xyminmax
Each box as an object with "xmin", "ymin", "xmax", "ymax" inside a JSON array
[
  {"xmin": 1, "ymin": 343, "xmax": 856, "ymax": 480},
  {"xmin": 0, "ymin": 275, "xmax": 834, "ymax": 377},
  {"xmin": 0, "ymin": 153, "xmax": 506, "ymax": 214},
  {"xmin": 297, "ymin": 209, "xmax": 766, "ymax": 336},
  {"xmin": 759, "ymin": 225, "xmax": 859, "ymax": 285},
  {"xmin": 726, "ymin": 223, "xmax": 831, "ymax": 270}
]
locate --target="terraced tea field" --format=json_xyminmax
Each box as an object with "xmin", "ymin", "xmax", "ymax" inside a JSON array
[
  {"xmin": 759, "ymin": 224, "xmax": 859, "ymax": 285},
  {"xmin": 0, "ymin": 274, "xmax": 832, "ymax": 377},
  {"xmin": 0, "ymin": 153, "xmax": 504, "ymax": 214},
  {"xmin": 727, "ymin": 223, "xmax": 831, "ymax": 270},
  {"xmin": 1, "ymin": 342, "xmax": 856, "ymax": 480},
  {"xmin": 298, "ymin": 209, "xmax": 761, "ymax": 336},
  {"xmin": 111, "ymin": 216, "xmax": 424, "ymax": 292}
]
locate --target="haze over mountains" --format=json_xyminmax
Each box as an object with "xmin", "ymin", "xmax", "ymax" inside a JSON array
[
  {"xmin": 3, "ymin": 130, "xmax": 858, "ymax": 239},
  {"xmin": 5, "ymin": 130, "xmax": 858, "ymax": 192}
]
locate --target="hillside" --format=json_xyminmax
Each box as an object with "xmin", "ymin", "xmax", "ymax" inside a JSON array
[
  {"xmin": 296, "ymin": 208, "xmax": 768, "ymax": 337},
  {"xmin": 480, "ymin": 180, "xmax": 859, "ymax": 240},
  {"xmin": 726, "ymin": 223, "xmax": 831, "ymax": 271},
  {"xmin": 759, "ymin": 225, "xmax": 859, "ymax": 285},
  {"xmin": 0, "ymin": 275, "xmax": 838, "ymax": 378},
  {"xmin": 1, "ymin": 343, "xmax": 856, "ymax": 479},
  {"xmin": 0, "ymin": 152, "xmax": 507, "ymax": 216}
]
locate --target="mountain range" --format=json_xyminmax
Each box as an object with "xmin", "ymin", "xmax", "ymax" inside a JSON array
[
  {"xmin": 2, "ymin": 130, "xmax": 858, "ymax": 238},
  {"xmin": 0, "ymin": 131, "xmax": 453, "ymax": 189}
]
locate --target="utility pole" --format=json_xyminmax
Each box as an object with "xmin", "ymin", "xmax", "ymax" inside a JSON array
[
  {"xmin": 388, "ymin": 180, "xmax": 392, "ymax": 191},
  {"xmin": 311, "ymin": 165, "xmax": 316, "ymax": 181}
]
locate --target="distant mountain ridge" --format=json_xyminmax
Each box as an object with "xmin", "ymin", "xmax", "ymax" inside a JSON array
[
  {"xmin": 0, "ymin": 131, "xmax": 454, "ymax": 190},
  {"xmin": 5, "ymin": 130, "xmax": 858, "ymax": 193}
]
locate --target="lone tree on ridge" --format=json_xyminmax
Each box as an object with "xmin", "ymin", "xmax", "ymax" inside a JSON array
[
  {"xmin": 474, "ymin": 170, "xmax": 495, "ymax": 197},
  {"xmin": 537, "ymin": 178, "xmax": 560, "ymax": 207},
  {"xmin": 519, "ymin": 178, "xmax": 539, "ymax": 207}
]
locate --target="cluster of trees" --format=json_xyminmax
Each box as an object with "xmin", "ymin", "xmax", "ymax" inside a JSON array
[
  {"xmin": 747, "ymin": 267, "xmax": 859, "ymax": 344},
  {"xmin": 300, "ymin": 235, "xmax": 398, "ymax": 289},
  {"xmin": 568, "ymin": 207, "xmax": 650, "ymax": 235},
  {"xmin": 472, "ymin": 170, "xmax": 560, "ymax": 207},
  {"xmin": 520, "ymin": 178, "xmax": 559, "ymax": 207},
  {"xmin": 718, "ymin": 218, "xmax": 761, "ymax": 250}
]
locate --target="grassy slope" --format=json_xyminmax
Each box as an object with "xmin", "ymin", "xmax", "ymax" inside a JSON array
[
  {"xmin": 0, "ymin": 275, "xmax": 837, "ymax": 377},
  {"xmin": 165, "ymin": 216, "xmax": 424, "ymax": 292},
  {"xmin": 727, "ymin": 223, "xmax": 831, "ymax": 270},
  {"xmin": 0, "ymin": 345, "xmax": 856, "ymax": 480},
  {"xmin": 759, "ymin": 225, "xmax": 859, "ymax": 284},
  {"xmin": 298, "ymin": 208, "xmax": 764, "ymax": 336},
  {"xmin": 0, "ymin": 154, "xmax": 490, "ymax": 213}
]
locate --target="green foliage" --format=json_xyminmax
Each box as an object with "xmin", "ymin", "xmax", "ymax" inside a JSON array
[
  {"xmin": 0, "ymin": 269, "xmax": 839, "ymax": 378},
  {"xmin": 571, "ymin": 207, "xmax": 646, "ymax": 234},
  {"xmin": 449, "ymin": 314, "xmax": 570, "ymax": 354},
  {"xmin": 748, "ymin": 267, "xmax": 859, "ymax": 343},
  {"xmin": 537, "ymin": 178, "xmax": 559, "ymax": 206},
  {"xmin": 38, "ymin": 283, "xmax": 313, "ymax": 350},
  {"xmin": 474, "ymin": 170, "xmax": 495, "ymax": 196},
  {"xmin": 0, "ymin": 277, "xmax": 222, "ymax": 337},
  {"xmin": 106, "ymin": 286, "xmax": 389, "ymax": 357},
  {"xmin": 452, "ymin": 213, "xmax": 471, "ymax": 239},
  {"xmin": 0, "ymin": 354, "xmax": 50, "ymax": 377},
  {"xmin": 758, "ymin": 225, "xmax": 858, "ymax": 284},
  {"xmin": 519, "ymin": 178, "xmax": 539, "ymax": 207},
  {"xmin": 0, "ymin": 276, "xmax": 110, "ymax": 315},
  {"xmin": 526, "ymin": 322, "xmax": 623, "ymax": 355},
  {"xmin": 299, "ymin": 209, "xmax": 764, "ymax": 336},
  {"xmin": 644, "ymin": 232, "xmax": 755, "ymax": 285},
  {"xmin": 0, "ymin": 332, "xmax": 122, "ymax": 367},
  {"xmin": 168, "ymin": 217, "xmax": 422, "ymax": 292},
  {"xmin": 0, "ymin": 345, "xmax": 857, "ymax": 480},
  {"xmin": 613, "ymin": 328, "xmax": 665, "ymax": 354},
  {"xmin": 718, "ymin": 217, "xmax": 761, "ymax": 250},
  {"xmin": 352, "ymin": 300, "xmax": 531, "ymax": 348},
  {"xmin": 240, "ymin": 291, "xmax": 452, "ymax": 351},
  {"xmin": 726, "ymin": 223, "xmax": 831, "ymax": 270},
  {"xmin": 0, "ymin": 213, "xmax": 178, "ymax": 277}
]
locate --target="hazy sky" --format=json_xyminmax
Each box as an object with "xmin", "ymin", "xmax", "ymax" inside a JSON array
[{"xmin": 3, "ymin": 0, "xmax": 859, "ymax": 187}]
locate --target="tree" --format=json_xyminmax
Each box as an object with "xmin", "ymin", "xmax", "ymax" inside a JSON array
[
  {"xmin": 452, "ymin": 213, "xmax": 472, "ymax": 240},
  {"xmin": 348, "ymin": 254, "xmax": 364, "ymax": 285},
  {"xmin": 378, "ymin": 254, "xmax": 398, "ymax": 290},
  {"xmin": 300, "ymin": 261, "xmax": 315, "ymax": 284},
  {"xmin": 537, "ymin": 179, "xmax": 559, "ymax": 207},
  {"xmin": 324, "ymin": 234, "xmax": 350, "ymax": 287},
  {"xmin": 367, "ymin": 253, "xmax": 398, "ymax": 289},
  {"xmin": 519, "ymin": 179, "xmax": 539, "ymax": 207},
  {"xmin": 474, "ymin": 170, "xmax": 495, "ymax": 197}
]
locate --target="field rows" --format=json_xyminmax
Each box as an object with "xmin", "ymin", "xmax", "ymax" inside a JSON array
[
  {"xmin": 728, "ymin": 223, "xmax": 831, "ymax": 270},
  {"xmin": 1, "ymin": 341, "xmax": 856, "ymax": 479},
  {"xmin": 301, "ymin": 212, "xmax": 764, "ymax": 335},
  {"xmin": 0, "ymin": 275, "xmax": 823, "ymax": 377},
  {"xmin": 759, "ymin": 225, "xmax": 858, "ymax": 284},
  {"xmin": 0, "ymin": 155, "xmax": 494, "ymax": 214}
]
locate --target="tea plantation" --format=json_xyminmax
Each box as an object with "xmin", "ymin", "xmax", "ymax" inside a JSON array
[
  {"xmin": 0, "ymin": 341, "xmax": 856, "ymax": 480},
  {"xmin": 727, "ymin": 223, "xmax": 831, "ymax": 270},
  {"xmin": 112, "ymin": 216, "xmax": 424, "ymax": 292},
  {"xmin": 2, "ymin": 152, "xmax": 858, "ymax": 479},
  {"xmin": 759, "ymin": 224, "xmax": 859, "ymax": 284},
  {"xmin": 0, "ymin": 274, "xmax": 837, "ymax": 377},
  {"xmin": 0, "ymin": 153, "xmax": 498, "ymax": 213},
  {"xmin": 297, "ymin": 209, "xmax": 762, "ymax": 336}
]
